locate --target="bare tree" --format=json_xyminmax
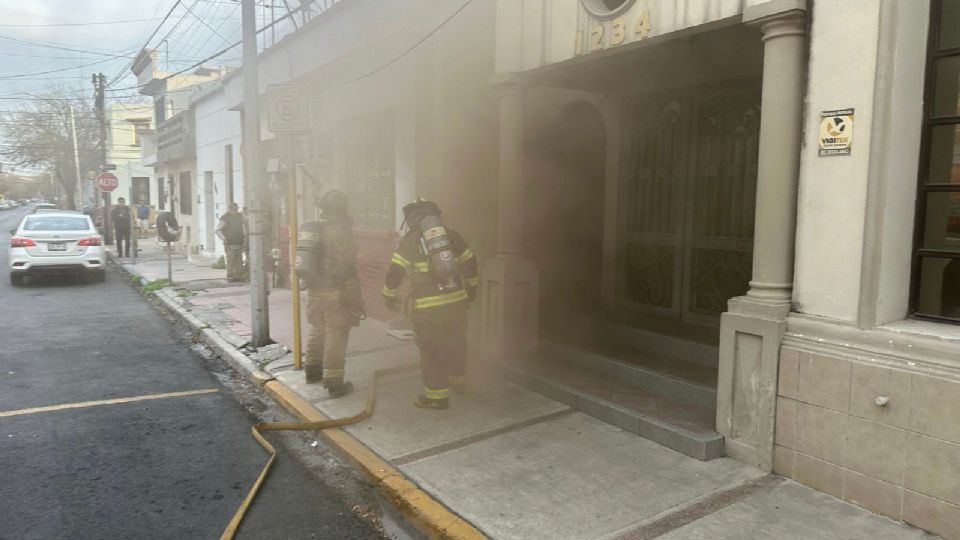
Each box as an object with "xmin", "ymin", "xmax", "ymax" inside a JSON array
[{"xmin": 0, "ymin": 87, "xmax": 99, "ymax": 210}]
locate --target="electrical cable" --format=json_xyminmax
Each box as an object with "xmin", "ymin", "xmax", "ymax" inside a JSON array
[
  {"xmin": 0, "ymin": 34, "xmax": 133, "ymax": 58},
  {"xmin": 0, "ymin": 55, "xmax": 134, "ymax": 81}
]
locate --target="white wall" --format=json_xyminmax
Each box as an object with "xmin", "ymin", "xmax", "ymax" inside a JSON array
[
  {"xmin": 793, "ymin": 1, "xmax": 928, "ymax": 325},
  {"xmin": 194, "ymin": 87, "xmax": 243, "ymax": 258}
]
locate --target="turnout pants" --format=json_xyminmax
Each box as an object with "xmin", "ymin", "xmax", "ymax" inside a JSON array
[
  {"xmin": 306, "ymin": 287, "xmax": 352, "ymax": 384},
  {"xmin": 225, "ymin": 244, "xmax": 244, "ymax": 280},
  {"xmin": 413, "ymin": 306, "xmax": 468, "ymax": 400}
]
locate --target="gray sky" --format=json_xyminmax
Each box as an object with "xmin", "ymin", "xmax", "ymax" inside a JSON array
[{"xmin": 0, "ymin": 0, "xmax": 247, "ymax": 103}]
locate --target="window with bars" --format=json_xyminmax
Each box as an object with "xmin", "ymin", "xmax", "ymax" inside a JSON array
[
  {"xmin": 342, "ymin": 111, "xmax": 396, "ymax": 231},
  {"xmin": 913, "ymin": 0, "xmax": 960, "ymax": 322}
]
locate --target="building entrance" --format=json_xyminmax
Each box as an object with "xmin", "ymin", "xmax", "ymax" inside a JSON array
[
  {"xmin": 618, "ymin": 83, "xmax": 760, "ymax": 330},
  {"xmin": 526, "ymin": 100, "xmax": 606, "ymax": 337}
]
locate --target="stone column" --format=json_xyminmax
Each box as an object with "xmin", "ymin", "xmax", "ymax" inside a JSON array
[
  {"xmin": 481, "ymin": 73, "xmax": 539, "ymax": 359},
  {"xmin": 716, "ymin": 8, "xmax": 806, "ymax": 471}
]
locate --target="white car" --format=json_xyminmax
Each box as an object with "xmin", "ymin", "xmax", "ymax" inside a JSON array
[{"xmin": 9, "ymin": 212, "xmax": 105, "ymax": 285}]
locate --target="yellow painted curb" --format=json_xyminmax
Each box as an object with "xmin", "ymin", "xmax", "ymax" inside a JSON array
[
  {"xmin": 248, "ymin": 371, "xmax": 274, "ymax": 387},
  {"xmin": 261, "ymin": 380, "xmax": 487, "ymax": 540}
]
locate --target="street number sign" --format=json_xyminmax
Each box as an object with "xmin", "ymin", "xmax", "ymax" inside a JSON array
[
  {"xmin": 97, "ymin": 172, "xmax": 118, "ymax": 192},
  {"xmin": 267, "ymin": 84, "xmax": 310, "ymax": 133}
]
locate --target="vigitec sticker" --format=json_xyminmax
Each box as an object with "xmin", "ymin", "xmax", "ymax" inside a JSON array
[{"xmin": 819, "ymin": 108, "xmax": 854, "ymax": 157}]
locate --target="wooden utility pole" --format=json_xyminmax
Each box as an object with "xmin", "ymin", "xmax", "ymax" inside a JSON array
[{"xmin": 242, "ymin": 0, "xmax": 271, "ymax": 346}]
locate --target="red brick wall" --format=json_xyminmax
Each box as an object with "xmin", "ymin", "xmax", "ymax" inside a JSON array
[{"xmin": 355, "ymin": 229, "xmax": 402, "ymax": 322}]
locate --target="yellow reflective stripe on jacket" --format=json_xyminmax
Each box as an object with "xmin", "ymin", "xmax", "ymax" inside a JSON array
[
  {"xmin": 323, "ymin": 368, "xmax": 345, "ymax": 378},
  {"xmin": 424, "ymin": 387, "xmax": 450, "ymax": 400},
  {"xmin": 465, "ymin": 276, "xmax": 480, "ymax": 287},
  {"xmin": 382, "ymin": 285, "xmax": 398, "ymax": 298},
  {"xmin": 391, "ymin": 252, "xmax": 411, "ymax": 269},
  {"xmin": 456, "ymin": 248, "xmax": 474, "ymax": 264},
  {"xmin": 414, "ymin": 288, "xmax": 468, "ymax": 309},
  {"xmin": 412, "ymin": 261, "xmax": 429, "ymax": 273}
]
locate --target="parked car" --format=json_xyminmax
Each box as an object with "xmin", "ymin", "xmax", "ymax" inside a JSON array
[
  {"xmin": 8, "ymin": 212, "xmax": 105, "ymax": 285},
  {"xmin": 31, "ymin": 203, "xmax": 59, "ymax": 213}
]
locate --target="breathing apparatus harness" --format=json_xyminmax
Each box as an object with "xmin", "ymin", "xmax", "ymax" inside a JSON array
[{"xmin": 402, "ymin": 198, "xmax": 462, "ymax": 292}]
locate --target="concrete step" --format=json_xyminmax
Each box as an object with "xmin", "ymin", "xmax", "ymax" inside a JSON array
[
  {"xmin": 500, "ymin": 359, "xmax": 724, "ymax": 461},
  {"xmin": 539, "ymin": 341, "xmax": 718, "ymax": 411}
]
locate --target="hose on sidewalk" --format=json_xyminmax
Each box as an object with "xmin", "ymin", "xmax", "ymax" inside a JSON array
[{"xmin": 220, "ymin": 365, "xmax": 414, "ymax": 540}]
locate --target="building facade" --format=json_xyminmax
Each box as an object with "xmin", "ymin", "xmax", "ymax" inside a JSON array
[
  {"xmin": 124, "ymin": 2, "xmax": 960, "ymax": 536},
  {"xmin": 486, "ymin": 1, "xmax": 960, "ymax": 537},
  {"xmin": 132, "ymin": 50, "xmax": 229, "ymax": 254},
  {"xmin": 105, "ymin": 103, "xmax": 153, "ymax": 210}
]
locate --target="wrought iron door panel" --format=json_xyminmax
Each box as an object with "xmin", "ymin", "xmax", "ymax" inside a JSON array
[
  {"xmin": 618, "ymin": 84, "xmax": 760, "ymax": 325},
  {"xmin": 682, "ymin": 87, "xmax": 760, "ymax": 324},
  {"xmin": 619, "ymin": 98, "xmax": 687, "ymax": 317}
]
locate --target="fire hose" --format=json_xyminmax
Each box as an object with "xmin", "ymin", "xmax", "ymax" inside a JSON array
[{"xmin": 221, "ymin": 365, "xmax": 413, "ymax": 540}]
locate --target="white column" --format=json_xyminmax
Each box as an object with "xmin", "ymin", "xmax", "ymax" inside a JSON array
[
  {"xmin": 481, "ymin": 73, "xmax": 539, "ymax": 359},
  {"xmin": 716, "ymin": 8, "xmax": 806, "ymax": 471}
]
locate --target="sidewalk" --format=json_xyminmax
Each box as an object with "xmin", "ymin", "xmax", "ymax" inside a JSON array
[{"xmin": 113, "ymin": 242, "xmax": 939, "ymax": 540}]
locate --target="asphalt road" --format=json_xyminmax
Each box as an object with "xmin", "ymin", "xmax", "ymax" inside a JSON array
[{"xmin": 0, "ymin": 206, "xmax": 381, "ymax": 540}]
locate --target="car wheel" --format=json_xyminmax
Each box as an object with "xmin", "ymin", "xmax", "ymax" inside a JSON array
[{"xmin": 10, "ymin": 273, "xmax": 24, "ymax": 286}]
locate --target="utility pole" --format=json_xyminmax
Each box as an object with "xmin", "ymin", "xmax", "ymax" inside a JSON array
[
  {"xmin": 93, "ymin": 73, "xmax": 112, "ymax": 244},
  {"xmin": 243, "ymin": 0, "xmax": 271, "ymax": 346},
  {"xmin": 68, "ymin": 105, "xmax": 82, "ymax": 211}
]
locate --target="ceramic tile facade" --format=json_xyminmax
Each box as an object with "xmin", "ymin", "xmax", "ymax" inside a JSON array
[{"xmin": 775, "ymin": 346, "xmax": 960, "ymax": 537}]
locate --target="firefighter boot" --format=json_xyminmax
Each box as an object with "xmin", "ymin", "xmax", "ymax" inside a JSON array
[
  {"xmin": 414, "ymin": 395, "xmax": 450, "ymax": 409},
  {"xmin": 324, "ymin": 379, "xmax": 354, "ymax": 398},
  {"xmin": 304, "ymin": 363, "xmax": 323, "ymax": 384}
]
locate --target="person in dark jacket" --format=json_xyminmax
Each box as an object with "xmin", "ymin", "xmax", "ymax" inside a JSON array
[
  {"xmin": 216, "ymin": 203, "xmax": 247, "ymax": 282},
  {"xmin": 110, "ymin": 197, "xmax": 132, "ymax": 258}
]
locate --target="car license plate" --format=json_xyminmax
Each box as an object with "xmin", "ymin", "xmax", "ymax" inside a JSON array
[{"xmin": 47, "ymin": 242, "xmax": 67, "ymax": 251}]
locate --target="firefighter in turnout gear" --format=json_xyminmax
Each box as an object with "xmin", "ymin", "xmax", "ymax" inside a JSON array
[
  {"xmin": 297, "ymin": 190, "xmax": 364, "ymax": 397},
  {"xmin": 383, "ymin": 199, "xmax": 479, "ymax": 409}
]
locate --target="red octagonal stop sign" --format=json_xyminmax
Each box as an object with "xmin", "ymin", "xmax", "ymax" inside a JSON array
[{"xmin": 97, "ymin": 172, "xmax": 118, "ymax": 192}]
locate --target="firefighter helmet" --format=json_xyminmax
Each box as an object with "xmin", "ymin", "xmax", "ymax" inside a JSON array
[{"xmin": 319, "ymin": 189, "xmax": 349, "ymax": 216}]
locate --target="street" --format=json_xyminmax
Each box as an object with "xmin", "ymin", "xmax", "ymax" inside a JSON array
[{"xmin": 0, "ymin": 205, "xmax": 382, "ymax": 539}]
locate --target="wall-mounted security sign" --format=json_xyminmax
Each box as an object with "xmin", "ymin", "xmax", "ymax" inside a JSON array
[{"xmin": 818, "ymin": 108, "xmax": 854, "ymax": 156}]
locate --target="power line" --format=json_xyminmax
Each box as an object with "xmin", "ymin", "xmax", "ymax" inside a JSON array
[
  {"xmin": 105, "ymin": 0, "xmax": 185, "ymax": 87},
  {"xmin": 322, "ymin": 0, "xmax": 473, "ymax": 90},
  {"xmin": 0, "ymin": 16, "xmax": 239, "ymax": 28},
  {"xmin": 0, "ymin": 56, "xmax": 131, "ymax": 81},
  {"xmin": 0, "ymin": 34, "xmax": 133, "ymax": 58}
]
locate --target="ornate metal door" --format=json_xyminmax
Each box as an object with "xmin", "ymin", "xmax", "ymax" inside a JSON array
[{"xmin": 619, "ymin": 84, "xmax": 760, "ymax": 325}]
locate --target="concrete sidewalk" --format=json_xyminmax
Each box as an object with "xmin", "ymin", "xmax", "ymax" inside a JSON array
[{"xmin": 112, "ymin": 243, "xmax": 939, "ymax": 540}]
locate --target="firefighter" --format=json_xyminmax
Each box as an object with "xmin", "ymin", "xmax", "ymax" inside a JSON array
[
  {"xmin": 382, "ymin": 199, "xmax": 479, "ymax": 409},
  {"xmin": 296, "ymin": 189, "xmax": 364, "ymax": 397}
]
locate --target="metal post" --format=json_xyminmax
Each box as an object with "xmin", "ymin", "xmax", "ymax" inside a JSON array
[
  {"xmin": 68, "ymin": 106, "xmax": 82, "ymax": 211},
  {"xmin": 242, "ymin": 0, "xmax": 271, "ymax": 347},
  {"xmin": 94, "ymin": 73, "xmax": 112, "ymax": 245},
  {"xmin": 282, "ymin": 133, "xmax": 302, "ymax": 370}
]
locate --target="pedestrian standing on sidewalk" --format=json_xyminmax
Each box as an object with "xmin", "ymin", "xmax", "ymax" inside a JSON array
[
  {"xmin": 296, "ymin": 190, "xmax": 364, "ymax": 397},
  {"xmin": 382, "ymin": 199, "xmax": 479, "ymax": 409},
  {"xmin": 136, "ymin": 202, "xmax": 151, "ymax": 238},
  {"xmin": 110, "ymin": 197, "xmax": 132, "ymax": 258},
  {"xmin": 216, "ymin": 203, "xmax": 247, "ymax": 282}
]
